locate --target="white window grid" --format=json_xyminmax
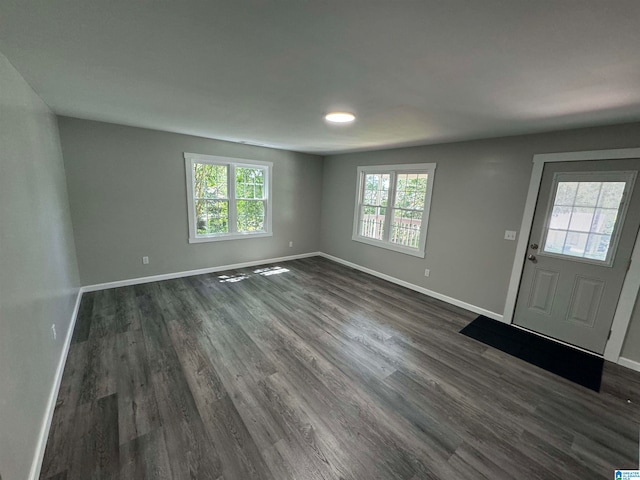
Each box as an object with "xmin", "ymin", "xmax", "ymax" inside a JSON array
[
  {"xmin": 538, "ymin": 170, "xmax": 637, "ymax": 267},
  {"xmin": 184, "ymin": 153, "xmax": 273, "ymax": 243},
  {"xmin": 352, "ymin": 163, "xmax": 436, "ymax": 258}
]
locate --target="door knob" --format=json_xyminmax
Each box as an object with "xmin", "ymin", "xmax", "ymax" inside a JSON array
[
  {"xmin": 530, "ymin": 243, "xmax": 539, "ymax": 250},
  {"xmin": 527, "ymin": 254, "xmax": 536, "ymax": 261}
]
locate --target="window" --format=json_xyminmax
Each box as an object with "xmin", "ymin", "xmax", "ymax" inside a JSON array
[
  {"xmin": 184, "ymin": 153, "xmax": 272, "ymax": 243},
  {"xmin": 352, "ymin": 163, "xmax": 436, "ymax": 257},
  {"xmin": 540, "ymin": 171, "xmax": 636, "ymax": 265}
]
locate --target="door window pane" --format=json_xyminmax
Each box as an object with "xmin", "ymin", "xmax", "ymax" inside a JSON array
[
  {"xmin": 542, "ymin": 179, "xmax": 627, "ymax": 262},
  {"xmin": 574, "ymin": 182, "xmax": 601, "ymax": 206},
  {"xmin": 562, "ymin": 231, "xmax": 588, "ymax": 256},
  {"xmin": 544, "ymin": 229, "xmax": 567, "ymax": 254},
  {"xmin": 590, "ymin": 208, "xmax": 618, "ymax": 235},
  {"xmin": 597, "ymin": 183, "xmax": 625, "ymax": 207},
  {"xmin": 568, "ymin": 207, "xmax": 594, "ymax": 232},
  {"xmin": 554, "ymin": 182, "xmax": 578, "ymax": 205},
  {"xmin": 549, "ymin": 206, "xmax": 571, "ymax": 230},
  {"xmin": 585, "ymin": 234, "xmax": 611, "ymax": 261}
]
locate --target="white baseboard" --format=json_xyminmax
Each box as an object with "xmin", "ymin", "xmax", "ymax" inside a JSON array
[
  {"xmin": 82, "ymin": 252, "xmax": 322, "ymax": 292},
  {"xmin": 317, "ymin": 252, "xmax": 504, "ymax": 322},
  {"xmin": 29, "ymin": 288, "xmax": 83, "ymax": 480},
  {"xmin": 27, "ymin": 252, "xmax": 640, "ymax": 480},
  {"xmin": 82, "ymin": 250, "xmax": 501, "ymax": 322},
  {"xmin": 618, "ymin": 357, "xmax": 640, "ymax": 373}
]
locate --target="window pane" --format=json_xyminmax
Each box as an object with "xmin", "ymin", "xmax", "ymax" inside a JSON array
[
  {"xmin": 196, "ymin": 199, "xmax": 228, "ymax": 234},
  {"xmin": 543, "ymin": 179, "xmax": 627, "ymax": 262},
  {"xmin": 194, "ymin": 163, "xmax": 227, "ymax": 199},
  {"xmin": 236, "ymin": 167, "xmax": 264, "ymax": 199},
  {"xmin": 568, "ymin": 207, "xmax": 594, "ymax": 232},
  {"xmin": 597, "ymin": 182, "xmax": 625, "ymax": 207},
  {"xmin": 549, "ymin": 206, "xmax": 571, "ymax": 230},
  {"xmin": 359, "ymin": 205, "xmax": 385, "ymax": 240},
  {"xmin": 590, "ymin": 208, "xmax": 618, "ymax": 235},
  {"xmin": 363, "ymin": 173, "xmax": 390, "ymax": 206},
  {"xmin": 390, "ymin": 209, "xmax": 422, "ymax": 248},
  {"xmin": 544, "ymin": 229, "xmax": 567, "ymax": 254},
  {"xmin": 554, "ymin": 182, "xmax": 578, "ymax": 206},
  {"xmin": 237, "ymin": 200, "xmax": 265, "ymax": 232},
  {"xmin": 585, "ymin": 234, "xmax": 611, "ymax": 261},
  {"xmin": 574, "ymin": 182, "xmax": 601, "ymax": 206},
  {"xmin": 563, "ymin": 232, "xmax": 588, "ymax": 256},
  {"xmin": 395, "ymin": 173, "xmax": 428, "ymax": 210}
]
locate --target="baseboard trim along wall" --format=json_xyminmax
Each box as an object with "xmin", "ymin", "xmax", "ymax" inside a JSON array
[
  {"xmin": 618, "ymin": 357, "xmax": 640, "ymax": 373},
  {"xmin": 82, "ymin": 252, "xmax": 323, "ymax": 292},
  {"xmin": 35, "ymin": 250, "xmax": 637, "ymax": 479},
  {"xmin": 317, "ymin": 252, "xmax": 504, "ymax": 322},
  {"xmin": 83, "ymin": 251, "xmax": 504, "ymax": 321},
  {"xmin": 30, "ymin": 288, "xmax": 83, "ymax": 480}
]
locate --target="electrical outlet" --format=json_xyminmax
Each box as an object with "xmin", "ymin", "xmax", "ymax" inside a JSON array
[
  {"xmin": 289, "ymin": 241, "xmax": 293, "ymax": 248},
  {"xmin": 504, "ymin": 230, "xmax": 517, "ymax": 241},
  {"xmin": 424, "ymin": 269, "xmax": 430, "ymax": 277},
  {"xmin": 51, "ymin": 324, "xmax": 57, "ymax": 340},
  {"xmin": 142, "ymin": 256, "xmax": 149, "ymax": 264}
]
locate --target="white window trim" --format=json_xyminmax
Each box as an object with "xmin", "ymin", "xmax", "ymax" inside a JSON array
[
  {"xmin": 352, "ymin": 163, "xmax": 436, "ymax": 258},
  {"xmin": 184, "ymin": 153, "xmax": 273, "ymax": 243}
]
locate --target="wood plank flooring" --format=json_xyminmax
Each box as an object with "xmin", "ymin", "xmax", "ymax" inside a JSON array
[{"xmin": 40, "ymin": 256, "xmax": 640, "ymax": 479}]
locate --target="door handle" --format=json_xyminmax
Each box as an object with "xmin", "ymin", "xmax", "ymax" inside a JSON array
[
  {"xmin": 527, "ymin": 254, "xmax": 536, "ymax": 262},
  {"xmin": 530, "ymin": 243, "xmax": 539, "ymax": 250}
]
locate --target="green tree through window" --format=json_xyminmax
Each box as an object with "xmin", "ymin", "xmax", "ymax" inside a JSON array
[
  {"xmin": 236, "ymin": 167, "xmax": 265, "ymax": 232},
  {"xmin": 185, "ymin": 154, "xmax": 272, "ymax": 242}
]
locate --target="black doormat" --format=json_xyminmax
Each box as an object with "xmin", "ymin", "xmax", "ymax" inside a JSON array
[{"xmin": 460, "ymin": 315, "xmax": 604, "ymax": 392}]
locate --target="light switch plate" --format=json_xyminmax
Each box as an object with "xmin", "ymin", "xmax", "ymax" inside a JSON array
[{"xmin": 504, "ymin": 230, "xmax": 517, "ymax": 241}]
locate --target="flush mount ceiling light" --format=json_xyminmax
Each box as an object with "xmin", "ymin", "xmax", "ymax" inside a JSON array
[{"xmin": 324, "ymin": 112, "xmax": 356, "ymax": 124}]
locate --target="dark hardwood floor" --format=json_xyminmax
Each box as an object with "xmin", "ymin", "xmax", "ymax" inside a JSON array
[{"xmin": 40, "ymin": 256, "xmax": 640, "ymax": 479}]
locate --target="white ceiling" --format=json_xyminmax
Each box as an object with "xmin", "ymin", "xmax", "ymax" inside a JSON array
[{"xmin": 2, "ymin": 1, "xmax": 640, "ymax": 154}]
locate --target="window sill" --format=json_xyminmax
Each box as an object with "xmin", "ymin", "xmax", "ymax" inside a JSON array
[
  {"xmin": 352, "ymin": 235, "xmax": 426, "ymax": 258},
  {"xmin": 189, "ymin": 231, "xmax": 273, "ymax": 243}
]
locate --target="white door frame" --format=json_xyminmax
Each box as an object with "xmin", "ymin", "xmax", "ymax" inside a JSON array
[{"xmin": 503, "ymin": 147, "xmax": 640, "ymax": 362}]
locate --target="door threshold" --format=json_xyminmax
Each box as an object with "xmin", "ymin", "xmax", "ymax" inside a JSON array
[{"xmin": 510, "ymin": 323, "xmax": 603, "ymax": 358}]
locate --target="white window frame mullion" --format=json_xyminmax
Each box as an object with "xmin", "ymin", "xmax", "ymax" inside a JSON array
[
  {"xmin": 228, "ymin": 164, "xmax": 237, "ymax": 234},
  {"xmin": 354, "ymin": 170, "xmax": 366, "ymax": 238},
  {"xmin": 382, "ymin": 171, "xmax": 396, "ymax": 242},
  {"xmin": 186, "ymin": 157, "xmax": 198, "ymax": 239}
]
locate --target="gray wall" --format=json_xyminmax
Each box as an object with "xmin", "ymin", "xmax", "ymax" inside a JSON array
[
  {"xmin": 622, "ymin": 295, "xmax": 640, "ymax": 362},
  {"xmin": 59, "ymin": 118, "xmax": 323, "ymax": 286},
  {"xmin": 320, "ymin": 122, "xmax": 640, "ymax": 322},
  {"xmin": 0, "ymin": 54, "xmax": 80, "ymax": 480}
]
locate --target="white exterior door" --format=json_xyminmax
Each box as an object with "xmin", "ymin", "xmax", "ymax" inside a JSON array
[{"xmin": 514, "ymin": 159, "xmax": 640, "ymax": 353}]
